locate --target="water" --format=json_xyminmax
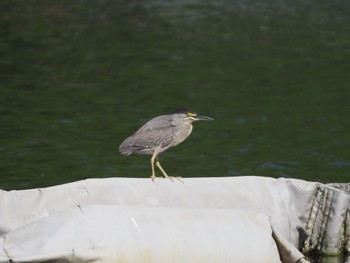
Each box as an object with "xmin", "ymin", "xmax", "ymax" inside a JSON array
[
  {"xmin": 0, "ymin": 0, "xmax": 349, "ymax": 261},
  {"xmin": 308, "ymin": 257, "xmax": 350, "ymax": 263}
]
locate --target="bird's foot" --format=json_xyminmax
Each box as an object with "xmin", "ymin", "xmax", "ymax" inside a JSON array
[
  {"xmin": 150, "ymin": 174, "xmax": 163, "ymax": 182},
  {"xmin": 150, "ymin": 174, "xmax": 184, "ymax": 183},
  {"xmin": 165, "ymin": 176, "xmax": 184, "ymax": 183}
]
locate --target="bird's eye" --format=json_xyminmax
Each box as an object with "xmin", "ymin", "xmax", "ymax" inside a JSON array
[{"xmin": 187, "ymin": 112, "xmax": 196, "ymax": 117}]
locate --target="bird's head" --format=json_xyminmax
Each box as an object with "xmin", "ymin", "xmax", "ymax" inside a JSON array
[{"xmin": 171, "ymin": 108, "xmax": 214, "ymax": 123}]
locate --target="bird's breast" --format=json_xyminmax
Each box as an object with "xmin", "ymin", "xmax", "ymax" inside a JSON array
[{"xmin": 171, "ymin": 124, "xmax": 193, "ymax": 147}]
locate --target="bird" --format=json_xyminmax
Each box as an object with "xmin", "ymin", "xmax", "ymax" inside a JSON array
[{"xmin": 119, "ymin": 108, "xmax": 214, "ymax": 182}]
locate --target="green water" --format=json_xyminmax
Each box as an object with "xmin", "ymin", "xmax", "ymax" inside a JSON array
[
  {"xmin": 1, "ymin": 0, "xmax": 349, "ymax": 191},
  {"xmin": 308, "ymin": 257, "xmax": 350, "ymax": 263}
]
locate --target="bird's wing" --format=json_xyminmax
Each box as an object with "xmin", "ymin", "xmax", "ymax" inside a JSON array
[{"xmin": 131, "ymin": 116, "xmax": 176, "ymax": 149}]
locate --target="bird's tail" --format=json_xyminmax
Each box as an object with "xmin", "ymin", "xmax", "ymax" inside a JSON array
[
  {"xmin": 119, "ymin": 136, "xmax": 140, "ymax": 155},
  {"xmin": 119, "ymin": 146, "xmax": 132, "ymax": 155},
  {"xmin": 119, "ymin": 143, "xmax": 132, "ymax": 155}
]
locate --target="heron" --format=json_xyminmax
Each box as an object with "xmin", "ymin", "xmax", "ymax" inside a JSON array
[{"xmin": 119, "ymin": 108, "xmax": 214, "ymax": 182}]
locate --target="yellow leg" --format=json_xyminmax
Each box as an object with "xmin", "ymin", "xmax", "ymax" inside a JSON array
[
  {"xmin": 150, "ymin": 151, "xmax": 162, "ymax": 181},
  {"xmin": 156, "ymin": 161, "xmax": 183, "ymax": 183}
]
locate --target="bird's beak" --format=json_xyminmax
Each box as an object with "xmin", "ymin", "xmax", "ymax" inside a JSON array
[{"xmin": 194, "ymin": 114, "xmax": 214, "ymax": 121}]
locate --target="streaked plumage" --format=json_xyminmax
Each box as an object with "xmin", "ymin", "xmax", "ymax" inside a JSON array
[{"xmin": 119, "ymin": 108, "xmax": 213, "ymax": 182}]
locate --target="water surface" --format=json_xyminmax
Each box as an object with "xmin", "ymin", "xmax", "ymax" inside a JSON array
[{"xmin": 0, "ymin": 0, "xmax": 349, "ymax": 188}]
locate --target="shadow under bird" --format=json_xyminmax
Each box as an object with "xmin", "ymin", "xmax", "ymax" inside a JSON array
[{"xmin": 119, "ymin": 108, "xmax": 214, "ymax": 182}]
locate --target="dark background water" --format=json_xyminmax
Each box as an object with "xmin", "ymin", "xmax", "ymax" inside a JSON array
[{"xmin": 1, "ymin": 0, "xmax": 349, "ymax": 190}]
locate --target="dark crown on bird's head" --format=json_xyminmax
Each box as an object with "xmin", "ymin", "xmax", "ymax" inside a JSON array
[{"xmin": 171, "ymin": 108, "xmax": 197, "ymax": 116}]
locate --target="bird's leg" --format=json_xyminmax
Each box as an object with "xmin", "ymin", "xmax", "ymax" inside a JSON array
[
  {"xmin": 156, "ymin": 161, "xmax": 183, "ymax": 183},
  {"xmin": 150, "ymin": 151, "xmax": 162, "ymax": 181}
]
